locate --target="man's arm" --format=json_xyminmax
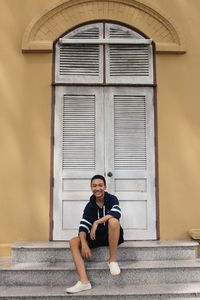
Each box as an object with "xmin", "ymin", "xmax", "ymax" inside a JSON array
[
  {"xmin": 95, "ymin": 214, "xmax": 113, "ymax": 225},
  {"xmin": 90, "ymin": 214, "xmax": 114, "ymax": 240}
]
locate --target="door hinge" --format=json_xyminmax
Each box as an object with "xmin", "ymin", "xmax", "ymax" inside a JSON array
[{"xmin": 52, "ymin": 177, "xmax": 54, "ymax": 188}]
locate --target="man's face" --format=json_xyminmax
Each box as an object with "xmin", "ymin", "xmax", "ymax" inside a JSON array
[{"xmin": 91, "ymin": 178, "xmax": 106, "ymax": 200}]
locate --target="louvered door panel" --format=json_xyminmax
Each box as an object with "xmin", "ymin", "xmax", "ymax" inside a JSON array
[
  {"xmin": 114, "ymin": 95, "xmax": 147, "ymax": 170},
  {"xmin": 110, "ymin": 45, "xmax": 150, "ymax": 77},
  {"xmin": 105, "ymin": 23, "xmax": 153, "ymax": 84},
  {"xmin": 59, "ymin": 44, "xmax": 100, "ymax": 76},
  {"xmin": 67, "ymin": 26, "xmax": 100, "ymax": 39},
  {"xmin": 55, "ymin": 23, "xmax": 103, "ymax": 83},
  {"xmin": 106, "ymin": 44, "xmax": 153, "ymax": 84},
  {"xmin": 63, "ymin": 95, "xmax": 95, "ymax": 170},
  {"xmin": 106, "ymin": 23, "xmax": 143, "ymax": 39}
]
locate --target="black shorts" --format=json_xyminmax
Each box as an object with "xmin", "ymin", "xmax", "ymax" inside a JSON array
[{"xmin": 86, "ymin": 225, "xmax": 124, "ymax": 249}]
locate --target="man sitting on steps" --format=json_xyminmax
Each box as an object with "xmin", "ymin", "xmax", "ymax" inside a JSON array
[{"xmin": 66, "ymin": 174, "xmax": 124, "ymax": 294}]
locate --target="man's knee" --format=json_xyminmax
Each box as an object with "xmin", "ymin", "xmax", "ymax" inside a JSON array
[{"xmin": 108, "ymin": 218, "xmax": 120, "ymax": 230}]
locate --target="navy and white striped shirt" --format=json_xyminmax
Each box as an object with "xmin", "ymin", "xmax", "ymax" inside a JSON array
[{"xmin": 79, "ymin": 192, "xmax": 122, "ymax": 234}]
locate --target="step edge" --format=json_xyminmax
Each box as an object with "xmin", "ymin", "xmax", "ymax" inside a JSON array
[
  {"xmin": 1, "ymin": 259, "xmax": 200, "ymax": 271},
  {"xmin": 11, "ymin": 240, "xmax": 199, "ymax": 250},
  {"xmin": 1, "ymin": 282, "xmax": 200, "ymax": 297}
]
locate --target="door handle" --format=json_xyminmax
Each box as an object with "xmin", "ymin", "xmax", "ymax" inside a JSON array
[{"xmin": 107, "ymin": 172, "xmax": 113, "ymax": 177}]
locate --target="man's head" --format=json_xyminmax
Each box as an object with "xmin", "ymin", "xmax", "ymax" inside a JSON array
[
  {"xmin": 91, "ymin": 175, "xmax": 106, "ymax": 200},
  {"xmin": 91, "ymin": 175, "xmax": 106, "ymax": 187}
]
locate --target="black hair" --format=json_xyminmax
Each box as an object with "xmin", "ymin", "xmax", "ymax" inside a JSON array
[{"xmin": 91, "ymin": 174, "xmax": 106, "ymax": 186}]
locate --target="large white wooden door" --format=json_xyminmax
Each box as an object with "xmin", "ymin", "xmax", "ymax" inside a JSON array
[
  {"xmin": 53, "ymin": 86, "xmax": 156, "ymax": 240},
  {"xmin": 53, "ymin": 21, "xmax": 156, "ymax": 240}
]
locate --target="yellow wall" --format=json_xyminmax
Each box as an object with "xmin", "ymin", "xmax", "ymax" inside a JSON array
[
  {"xmin": 157, "ymin": 1, "xmax": 200, "ymax": 239},
  {"xmin": 0, "ymin": 0, "xmax": 53, "ymax": 255},
  {"xmin": 0, "ymin": 0, "xmax": 200, "ymax": 255}
]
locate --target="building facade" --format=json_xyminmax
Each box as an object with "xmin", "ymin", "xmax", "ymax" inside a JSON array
[{"xmin": 0, "ymin": 0, "xmax": 200, "ymax": 255}]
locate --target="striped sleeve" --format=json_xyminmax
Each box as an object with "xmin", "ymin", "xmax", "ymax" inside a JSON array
[
  {"xmin": 108, "ymin": 196, "xmax": 122, "ymax": 219},
  {"xmin": 79, "ymin": 218, "xmax": 92, "ymax": 234}
]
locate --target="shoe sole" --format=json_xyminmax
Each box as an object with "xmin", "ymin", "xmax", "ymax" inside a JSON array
[{"xmin": 66, "ymin": 286, "xmax": 92, "ymax": 294}]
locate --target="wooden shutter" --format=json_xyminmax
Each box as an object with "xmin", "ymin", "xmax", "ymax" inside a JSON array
[
  {"xmin": 62, "ymin": 94, "xmax": 95, "ymax": 170},
  {"xmin": 105, "ymin": 23, "xmax": 153, "ymax": 84},
  {"xmin": 55, "ymin": 22, "xmax": 153, "ymax": 84},
  {"xmin": 114, "ymin": 94, "xmax": 147, "ymax": 170},
  {"xmin": 55, "ymin": 23, "xmax": 104, "ymax": 84},
  {"xmin": 105, "ymin": 23, "xmax": 142, "ymax": 39}
]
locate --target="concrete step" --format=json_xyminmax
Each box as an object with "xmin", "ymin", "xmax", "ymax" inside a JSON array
[
  {"xmin": 1, "ymin": 259, "xmax": 200, "ymax": 286},
  {"xmin": 11, "ymin": 241, "xmax": 199, "ymax": 263},
  {"xmin": 1, "ymin": 283, "xmax": 200, "ymax": 299}
]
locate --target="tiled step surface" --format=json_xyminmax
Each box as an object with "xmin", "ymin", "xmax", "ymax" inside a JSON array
[
  {"xmin": 12, "ymin": 241, "xmax": 198, "ymax": 263},
  {"xmin": 1, "ymin": 259, "xmax": 200, "ymax": 286},
  {"xmin": 0, "ymin": 241, "xmax": 200, "ymax": 299},
  {"xmin": 1, "ymin": 283, "xmax": 200, "ymax": 299}
]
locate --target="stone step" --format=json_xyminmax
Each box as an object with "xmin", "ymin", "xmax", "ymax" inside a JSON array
[
  {"xmin": 1, "ymin": 283, "xmax": 200, "ymax": 299},
  {"xmin": 1, "ymin": 259, "xmax": 200, "ymax": 286},
  {"xmin": 11, "ymin": 241, "xmax": 199, "ymax": 263}
]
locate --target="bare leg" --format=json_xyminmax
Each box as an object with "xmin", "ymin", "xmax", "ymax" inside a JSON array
[
  {"xmin": 108, "ymin": 218, "xmax": 120, "ymax": 262},
  {"xmin": 69, "ymin": 237, "xmax": 89, "ymax": 283}
]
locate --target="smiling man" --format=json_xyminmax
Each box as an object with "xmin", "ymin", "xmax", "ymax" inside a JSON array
[{"xmin": 66, "ymin": 174, "xmax": 124, "ymax": 294}]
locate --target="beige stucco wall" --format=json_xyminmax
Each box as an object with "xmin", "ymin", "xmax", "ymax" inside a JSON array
[
  {"xmin": 0, "ymin": 0, "xmax": 53, "ymax": 255},
  {"xmin": 155, "ymin": 0, "xmax": 200, "ymax": 239},
  {"xmin": 0, "ymin": 0, "xmax": 200, "ymax": 255}
]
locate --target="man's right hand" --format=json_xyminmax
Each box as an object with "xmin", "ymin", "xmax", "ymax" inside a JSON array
[{"xmin": 81, "ymin": 241, "xmax": 92, "ymax": 259}]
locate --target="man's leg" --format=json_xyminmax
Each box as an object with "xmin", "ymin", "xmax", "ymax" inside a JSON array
[
  {"xmin": 69, "ymin": 237, "xmax": 89, "ymax": 283},
  {"xmin": 108, "ymin": 218, "xmax": 120, "ymax": 262}
]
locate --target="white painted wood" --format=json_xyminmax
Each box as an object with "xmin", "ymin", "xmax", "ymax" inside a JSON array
[
  {"xmin": 66, "ymin": 23, "xmax": 101, "ymax": 39},
  {"xmin": 54, "ymin": 86, "xmax": 156, "ymax": 240},
  {"xmin": 62, "ymin": 94, "xmax": 95, "ymax": 169},
  {"xmin": 53, "ymin": 22, "xmax": 156, "ymax": 241},
  {"xmin": 59, "ymin": 38, "xmax": 152, "ymax": 44},
  {"xmin": 105, "ymin": 44, "xmax": 153, "ymax": 84},
  {"xmin": 63, "ymin": 179, "xmax": 91, "ymax": 191},
  {"xmin": 55, "ymin": 23, "xmax": 104, "ymax": 84},
  {"xmin": 53, "ymin": 86, "xmax": 104, "ymax": 240},
  {"xmin": 104, "ymin": 23, "xmax": 153, "ymax": 84},
  {"xmin": 120, "ymin": 201, "xmax": 147, "ymax": 229},
  {"xmin": 104, "ymin": 87, "xmax": 156, "ymax": 240},
  {"xmin": 115, "ymin": 179, "xmax": 146, "ymax": 192},
  {"xmin": 56, "ymin": 22, "xmax": 152, "ymax": 84},
  {"xmin": 105, "ymin": 23, "xmax": 143, "ymax": 39}
]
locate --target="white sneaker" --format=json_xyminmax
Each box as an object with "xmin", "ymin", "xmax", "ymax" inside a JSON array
[
  {"xmin": 66, "ymin": 281, "xmax": 92, "ymax": 294},
  {"xmin": 108, "ymin": 261, "xmax": 121, "ymax": 276}
]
